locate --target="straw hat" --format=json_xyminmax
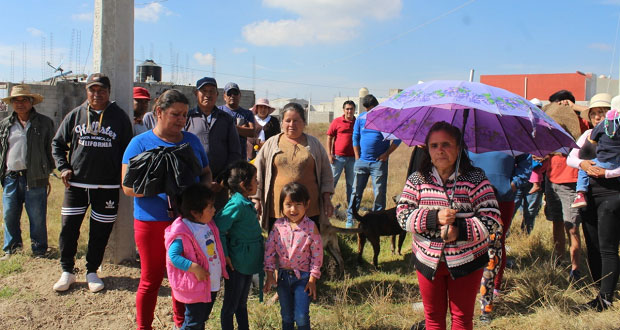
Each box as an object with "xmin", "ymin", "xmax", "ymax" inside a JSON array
[
  {"xmin": 543, "ymin": 102, "xmax": 581, "ymax": 140},
  {"xmin": 251, "ymin": 98, "xmax": 275, "ymax": 114},
  {"xmin": 581, "ymin": 93, "xmax": 612, "ymax": 121},
  {"xmin": 2, "ymin": 85, "xmax": 44, "ymax": 105}
]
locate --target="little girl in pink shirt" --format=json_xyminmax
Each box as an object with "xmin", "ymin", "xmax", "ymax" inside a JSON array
[{"xmin": 263, "ymin": 182, "xmax": 323, "ymax": 330}]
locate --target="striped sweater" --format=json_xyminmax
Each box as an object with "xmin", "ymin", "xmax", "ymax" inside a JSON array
[{"xmin": 397, "ymin": 167, "xmax": 501, "ymax": 280}]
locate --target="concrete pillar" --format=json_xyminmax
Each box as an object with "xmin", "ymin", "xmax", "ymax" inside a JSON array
[{"xmin": 93, "ymin": 0, "xmax": 135, "ymax": 264}]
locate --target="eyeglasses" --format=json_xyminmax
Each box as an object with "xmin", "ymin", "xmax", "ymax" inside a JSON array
[{"xmin": 226, "ymin": 90, "xmax": 240, "ymax": 96}]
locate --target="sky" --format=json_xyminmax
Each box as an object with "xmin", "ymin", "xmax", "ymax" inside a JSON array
[{"xmin": 1, "ymin": 0, "xmax": 620, "ymax": 102}]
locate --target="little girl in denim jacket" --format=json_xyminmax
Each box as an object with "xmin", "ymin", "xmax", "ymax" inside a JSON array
[
  {"xmin": 164, "ymin": 183, "xmax": 228, "ymax": 330},
  {"xmin": 264, "ymin": 182, "xmax": 323, "ymax": 330}
]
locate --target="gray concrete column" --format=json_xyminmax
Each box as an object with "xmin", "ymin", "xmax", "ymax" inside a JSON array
[{"xmin": 93, "ymin": 0, "xmax": 135, "ymax": 264}]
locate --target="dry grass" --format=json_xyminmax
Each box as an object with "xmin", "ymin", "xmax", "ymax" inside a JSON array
[
  {"xmin": 1, "ymin": 123, "xmax": 619, "ymax": 329},
  {"xmin": 305, "ymin": 123, "xmax": 410, "ymax": 213},
  {"xmin": 0, "ymin": 172, "xmax": 90, "ymax": 260}
]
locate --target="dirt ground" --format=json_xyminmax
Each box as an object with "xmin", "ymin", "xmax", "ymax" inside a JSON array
[{"xmin": 0, "ymin": 255, "xmax": 179, "ymax": 330}]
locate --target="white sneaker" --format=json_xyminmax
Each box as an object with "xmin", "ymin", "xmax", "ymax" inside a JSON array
[
  {"xmin": 53, "ymin": 272, "xmax": 76, "ymax": 292},
  {"xmin": 86, "ymin": 272, "xmax": 105, "ymax": 293}
]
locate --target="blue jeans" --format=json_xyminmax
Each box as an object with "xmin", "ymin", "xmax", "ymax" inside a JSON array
[
  {"xmin": 577, "ymin": 159, "xmax": 619, "ymax": 192},
  {"xmin": 331, "ymin": 156, "xmax": 355, "ymax": 212},
  {"xmin": 2, "ymin": 174, "xmax": 48, "ymax": 254},
  {"xmin": 182, "ymin": 291, "xmax": 218, "ymax": 330},
  {"xmin": 347, "ymin": 159, "xmax": 388, "ymax": 221},
  {"xmin": 513, "ymin": 181, "xmax": 543, "ymax": 234},
  {"xmin": 220, "ymin": 268, "xmax": 252, "ymax": 330},
  {"xmin": 277, "ymin": 270, "xmax": 311, "ymax": 330}
]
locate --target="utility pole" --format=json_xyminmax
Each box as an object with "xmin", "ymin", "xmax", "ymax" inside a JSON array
[{"xmin": 93, "ymin": 0, "xmax": 135, "ymax": 264}]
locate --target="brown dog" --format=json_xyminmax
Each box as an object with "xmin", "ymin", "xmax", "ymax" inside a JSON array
[
  {"xmin": 351, "ymin": 196, "xmax": 407, "ymax": 267},
  {"xmin": 319, "ymin": 223, "xmax": 351, "ymax": 276}
]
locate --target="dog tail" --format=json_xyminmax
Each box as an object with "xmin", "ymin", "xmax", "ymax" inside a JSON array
[{"xmin": 351, "ymin": 195, "xmax": 366, "ymax": 225}]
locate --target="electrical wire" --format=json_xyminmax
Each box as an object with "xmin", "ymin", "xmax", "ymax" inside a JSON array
[
  {"xmin": 606, "ymin": 12, "xmax": 620, "ymax": 93},
  {"xmin": 137, "ymin": 58, "xmax": 364, "ymax": 90},
  {"xmin": 135, "ymin": 0, "xmax": 168, "ymax": 6},
  {"xmin": 82, "ymin": 30, "xmax": 93, "ymax": 76},
  {"xmin": 305, "ymin": 0, "xmax": 478, "ymax": 70}
]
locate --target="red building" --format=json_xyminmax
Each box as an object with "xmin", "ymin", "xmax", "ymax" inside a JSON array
[{"xmin": 480, "ymin": 72, "xmax": 594, "ymax": 101}]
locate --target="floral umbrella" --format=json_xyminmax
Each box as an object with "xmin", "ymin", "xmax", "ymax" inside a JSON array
[{"xmin": 365, "ymin": 80, "xmax": 578, "ymax": 157}]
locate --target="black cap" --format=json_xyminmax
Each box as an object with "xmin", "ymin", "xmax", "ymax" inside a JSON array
[
  {"xmin": 196, "ymin": 77, "xmax": 217, "ymax": 90},
  {"xmin": 86, "ymin": 73, "xmax": 111, "ymax": 89}
]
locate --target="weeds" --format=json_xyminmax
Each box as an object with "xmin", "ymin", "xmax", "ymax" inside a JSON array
[
  {"xmin": 0, "ymin": 254, "xmax": 24, "ymax": 276},
  {"xmin": 0, "ymin": 286, "xmax": 17, "ymax": 299}
]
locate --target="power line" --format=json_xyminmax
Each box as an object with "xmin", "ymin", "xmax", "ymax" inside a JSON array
[
  {"xmin": 76, "ymin": 30, "xmax": 81, "ymax": 75},
  {"xmin": 306, "ymin": 0, "xmax": 477, "ymax": 70},
  {"xmin": 82, "ymin": 30, "xmax": 93, "ymax": 75},
  {"xmin": 41, "ymin": 36, "xmax": 46, "ymax": 80},
  {"xmin": 22, "ymin": 43, "xmax": 27, "ymax": 82},
  {"xmin": 136, "ymin": 58, "xmax": 362, "ymax": 90},
  {"xmin": 135, "ymin": 0, "xmax": 168, "ymax": 6},
  {"xmin": 606, "ymin": 12, "xmax": 620, "ymax": 92}
]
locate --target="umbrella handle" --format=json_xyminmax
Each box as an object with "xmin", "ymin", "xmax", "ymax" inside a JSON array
[
  {"xmin": 441, "ymin": 225, "xmax": 450, "ymax": 241},
  {"xmin": 449, "ymin": 108, "xmax": 470, "ymax": 202}
]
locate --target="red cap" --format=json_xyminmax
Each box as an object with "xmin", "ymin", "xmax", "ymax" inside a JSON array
[{"xmin": 133, "ymin": 87, "xmax": 151, "ymax": 100}]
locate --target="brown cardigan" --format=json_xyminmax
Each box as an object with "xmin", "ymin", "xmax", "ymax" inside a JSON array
[{"xmin": 251, "ymin": 132, "xmax": 334, "ymax": 230}]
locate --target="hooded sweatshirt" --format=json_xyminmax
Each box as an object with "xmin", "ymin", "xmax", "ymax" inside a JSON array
[{"xmin": 52, "ymin": 101, "xmax": 133, "ymax": 186}]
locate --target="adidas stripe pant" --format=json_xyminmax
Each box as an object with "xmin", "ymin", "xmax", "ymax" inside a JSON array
[{"xmin": 59, "ymin": 186, "xmax": 119, "ymax": 273}]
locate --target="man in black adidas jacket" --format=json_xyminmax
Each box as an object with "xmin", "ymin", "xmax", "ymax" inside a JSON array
[{"xmin": 51, "ymin": 73, "xmax": 133, "ymax": 293}]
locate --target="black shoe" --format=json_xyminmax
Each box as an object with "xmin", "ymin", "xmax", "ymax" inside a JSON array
[
  {"xmin": 411, "ymin": 319, "xmax": 425, "ymax": 330},
  {"xmin": 479, "ymin": 313, "xmax": 492, "ymax": 324},
  {"xmin": 569, "ymin": 269, "xmax": 582, "ymax": 282},
  {"xmin": 580, "ymin": 295, "xmax": 613, "ymax": 312},
  {"xmin": 33, "ymin": 249, "xmax": 49, "ymax": 258}
]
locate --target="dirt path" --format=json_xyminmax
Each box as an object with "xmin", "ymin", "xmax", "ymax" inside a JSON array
[{"xmin": 0, "ymin": 255, "xmax": 179, "ymax": 329}]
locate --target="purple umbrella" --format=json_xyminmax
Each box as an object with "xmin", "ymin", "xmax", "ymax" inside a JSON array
[{"xmin": 365, "ymin": 80, "xmax": 578, "ymax": 157}]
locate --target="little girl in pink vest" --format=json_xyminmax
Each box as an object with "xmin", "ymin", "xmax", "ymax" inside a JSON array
[{"xmin": 164, "ymin": 183, "xmax": 228, "ymax": 329}]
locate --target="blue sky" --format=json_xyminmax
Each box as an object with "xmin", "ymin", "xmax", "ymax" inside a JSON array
[{"xmin": 2, "ymin": 0, "xmax": 620, "ymax": 102}]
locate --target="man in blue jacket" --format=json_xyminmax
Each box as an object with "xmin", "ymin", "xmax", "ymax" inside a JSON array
[
  {"xmin": 346, "ymin": 94, "xmax": 401, "ymax": 228},
  {"xmin": 469, "ymin": 151, "xmax": 531, "ymax": 322}
]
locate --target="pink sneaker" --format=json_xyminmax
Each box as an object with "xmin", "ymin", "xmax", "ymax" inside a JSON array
[{"xmin": 571, "ymin": 192, "xmax": 587, "ymax": 208}]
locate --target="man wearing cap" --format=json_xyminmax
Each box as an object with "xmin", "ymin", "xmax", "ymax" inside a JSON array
[
  {"xmin": 51, "ymin": 73, "xmax": 133, "ymax": 293},
  {"xmin": 185, "ymin": 77, "xmax": 241, "ymax": 207},
  {"xmin": 133, "ymin": 87, "xmax": 151, "ymax": 135},
  {"xmin": 0, "ymin": 85, "xmax": 55, "ymax": 260},
  {"xmin": 219, "ymin": 82, "xmax": 255, "ymax": 160}
]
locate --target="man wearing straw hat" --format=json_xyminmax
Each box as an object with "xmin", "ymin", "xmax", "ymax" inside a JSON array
[{"xmin": 0, "ymin": 85, "xmax": 55, "ymax": 260}]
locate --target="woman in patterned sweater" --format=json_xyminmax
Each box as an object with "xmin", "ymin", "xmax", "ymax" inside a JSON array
[{"xmin": 397, "ymin": 121, "xmax": 502, "ymax": 330}]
